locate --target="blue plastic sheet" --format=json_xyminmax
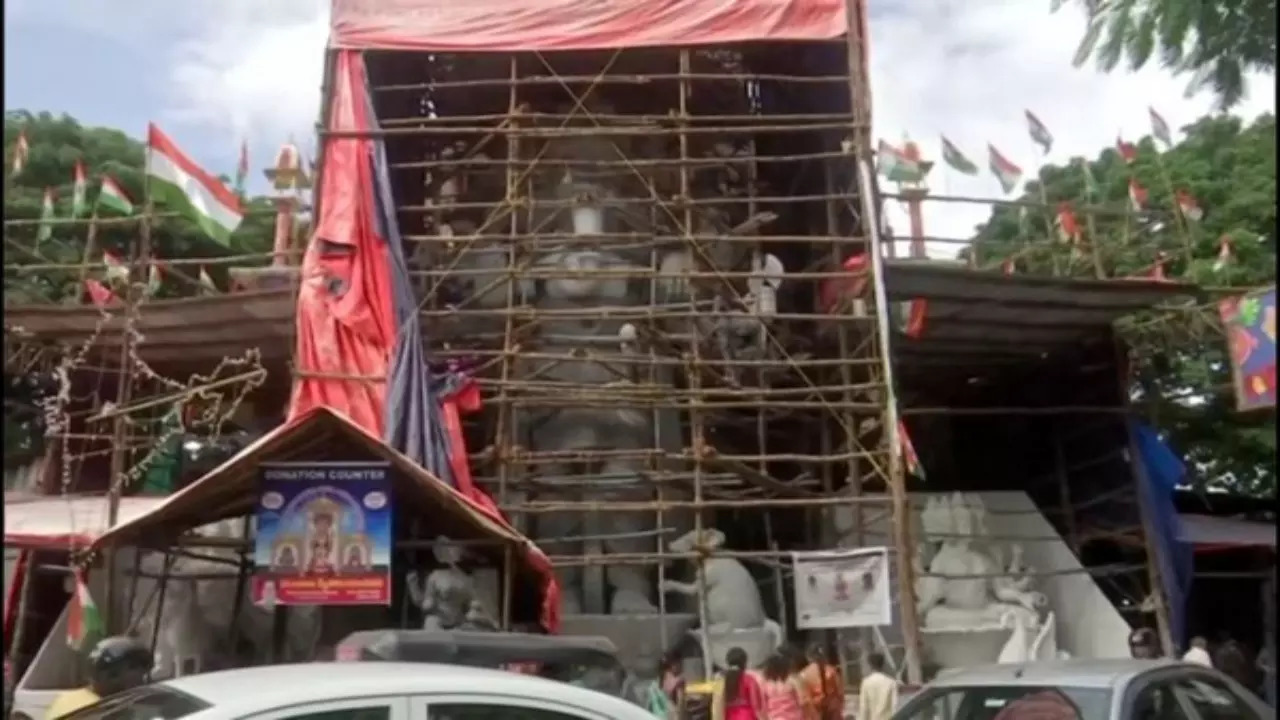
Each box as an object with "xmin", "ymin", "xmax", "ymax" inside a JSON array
[{"xmin": 1130, "ymin": 421, "xmax": 1194, "ymax": 651}]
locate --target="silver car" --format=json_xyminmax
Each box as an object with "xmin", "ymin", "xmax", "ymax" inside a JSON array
[{"xmin": 892, "ymin": 658, "xmax": 1274, "ymax": 720}]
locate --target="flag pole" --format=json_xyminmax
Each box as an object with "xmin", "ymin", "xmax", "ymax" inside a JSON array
[
  {"xmin": 77, "ymin": 209, "xmax": 100, "ymax": 291},
  {"xmin": 1151, "ymin": 148, "xmax": 1195, "ymax": 267},
  {"xmin": 102, "ymin": 129, "xmax": 157, "ymax": 634},
  {"xmin": 1078, "ymin": 161, "xmax": 1106, "ymax": 278}
]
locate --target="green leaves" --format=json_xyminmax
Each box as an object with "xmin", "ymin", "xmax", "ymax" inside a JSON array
[
  {"xmin": 4, "ymin": 110, "xmax": 278, "ymax": 303},
  {"xmin": 1065, "ymin": 0, "xmax": 1274, "ymax": 109},
  {"xmin": 971, "ymin": 112, "xmax": 1276, "ymax": 497}
]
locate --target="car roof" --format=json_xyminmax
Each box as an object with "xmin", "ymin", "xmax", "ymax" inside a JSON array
[
  {"xmin": 160, "ymin": 662, "xmax": 646, "ymax": 717},
  {"xmin": 924, "ymin": 658, "xmax": 1186, "ymax": 690}
]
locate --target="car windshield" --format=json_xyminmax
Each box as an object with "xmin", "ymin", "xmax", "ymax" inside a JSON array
[
  {"xmin": 896, "ymin": 685, "xmax": 1112, "ymax": 720},
  {"xmin": 57, "ymin": 685, "xmax": 212, "ymax": 720}
]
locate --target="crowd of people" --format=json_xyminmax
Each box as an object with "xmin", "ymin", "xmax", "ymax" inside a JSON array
[
  {"xmin": 641, "ymin": 643, "xmax": 900, "ymax": 720},
  {"xmin": 1130, "ymin": 627, "xmax": 1276, "ymax": 706}
]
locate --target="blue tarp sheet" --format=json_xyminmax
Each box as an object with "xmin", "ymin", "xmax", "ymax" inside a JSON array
[{"xmin": 1130, "ymin": 420, "xmax": 1194, "ymax": 652}]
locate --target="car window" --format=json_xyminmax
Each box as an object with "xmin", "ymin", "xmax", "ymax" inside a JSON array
[
  {"xmin": 426, "ymin": 705, "xmax": 593, "ymax": 720},
  {"xmin": 278, "ymin": 709, "xmax": 391, "ymax": 720},
  {"xmin": 1174, "ymin": 676, "xmax": 1262, "ymax": 720},
  {"xmin": 895, "ymin": 686, "xmax": 1110, "ymax": 720},
  {"xmin": 1130, "ymin": 681, "xmax": 1192, "ymax": 720},
  {"xmin": 57, "ymin": 686, "xmax": 211, "ymax": 720}
]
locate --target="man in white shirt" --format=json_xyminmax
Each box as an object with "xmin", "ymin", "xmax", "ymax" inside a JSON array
[
  {"xmin": 857, "ymin": 652, "xmax": 899, "ymax": 720},
  {"xmin": 1181, "ymin": 636, "xmax": 1213, "ymax": 668}
]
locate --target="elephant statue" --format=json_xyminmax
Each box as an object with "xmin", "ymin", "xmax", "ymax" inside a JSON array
[{"xmin": 660, "ymin": 528, "xmax": 782, "ymax": 669}]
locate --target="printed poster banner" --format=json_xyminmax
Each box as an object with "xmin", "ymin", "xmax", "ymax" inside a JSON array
[
  {"xmin": 253, "ymin": 462, "xmax": 392, "ymax": 606},
  {"xmin": 1218, "ymin": 287, "xmax": 1276, "ymax": 412},
  {"xmin": 792, "ymin": 546, "xmax": 892, "ymax": 629}
]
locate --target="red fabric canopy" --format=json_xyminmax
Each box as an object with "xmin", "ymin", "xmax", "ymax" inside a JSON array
[
  {"xmin": 288, "ymin": 48, "xmax": 395, "ymax": 436},
  {"xmin": 330, "ymin": 0, "xmax": 850, "ymax": 51},
  {"xmin": 290, "ymin": 50, "xmax": 560, "ymax": 632}
]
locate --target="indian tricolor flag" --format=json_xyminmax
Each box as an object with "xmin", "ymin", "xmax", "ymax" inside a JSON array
[
  {"xmin": 67, "ymin": 568, "xmax": 104, "ymax": 650},
  {"xmin": 98, "ymin": 176, "xmax": 134, "ymax": 216},
  {"xmin": 103, "ymin": 251, "xmax": 130, "ymax": 283},
  {"xmin": 71, "ymin": 161, "xmax": 88, "ymax": 217},
  {"xmin": 146, "ymin": 124, "xmax": 243, "ymax": 246}
]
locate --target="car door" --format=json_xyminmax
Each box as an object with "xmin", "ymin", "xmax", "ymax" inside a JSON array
[
  {"xmin": 1169, "ymin": 671, "xmax": 1271, "ymax": 720},
  {"xmin": 1122, "ymin": 670, "xmax": 1198, "ymax": 720},
  {"xmin": 240, "ymin": 695, "xmax": 411, "ymax": 720},
  {"xmin": 410, "ymin": 694, "xmax": 619, "ymax": 720}
]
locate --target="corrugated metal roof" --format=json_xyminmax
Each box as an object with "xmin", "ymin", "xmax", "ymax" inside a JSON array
[
  {"xmin": 883, "ymin": 261, "xmax": 1200, "ymax": 371},
  {"xmin": 88, "ymin": 406, "xmax": 528, "ymax": 553}
]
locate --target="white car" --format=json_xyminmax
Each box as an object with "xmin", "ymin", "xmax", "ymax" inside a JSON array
[{"xmin": 56, "ymin": 663, "xmax": 660, "ymax": 720}]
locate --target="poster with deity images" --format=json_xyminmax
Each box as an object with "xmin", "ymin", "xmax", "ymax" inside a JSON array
[
  {"xmin": 1218, "ymin": 287, "xmax": 1276, "ymax": 412},
  {"xmin": 791, "ymin": 547, "xmax": 891, "ymax": 629},
  {"xmin": 253, "ymin": 462, "xmax": 392, "ymax": 606}
]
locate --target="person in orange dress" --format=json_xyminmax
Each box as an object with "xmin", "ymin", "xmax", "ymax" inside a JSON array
[{"xmin": 799, "ymin": 643, "xmax": 845, "ymax": 720}]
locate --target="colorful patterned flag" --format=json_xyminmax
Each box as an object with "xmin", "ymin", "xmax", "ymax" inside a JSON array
[
  {"xmin": 940, "ymin": 136, "xmax": 979, "ymax": 175},
  {"xmin": 1149, "ymin": 107, "xmax": 1173, "ymax": 146},
  {"xmin": 1024, "ymin": 110, "xmax": 1054, "ymax": 153},
  {"xmin": 987, "ymin": 145, "xmax": 1023, "ymax": 194}
]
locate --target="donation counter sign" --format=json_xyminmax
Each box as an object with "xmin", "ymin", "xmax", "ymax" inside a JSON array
[
  {"xmin": 792, "ymin": 547, "xmax": 891, "ymax": 629},
  {"xmin": 253, "ymin": 462, "xmax": 392, "ymax": 606},
  {"xmin": 1219, "ymin": 287, "xmax": 1276, "ymax": 412}
]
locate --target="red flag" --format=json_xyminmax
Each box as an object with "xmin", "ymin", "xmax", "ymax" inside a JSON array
[
  {"xmin": 84, "ymin": 278, "xmax": 116, "ymax": 308},
  {"xmin": 1116, "ymin": 138, "xmax": 1138, "ymax": 164},
  {"xmin": 1055, "ymin": 202, "xmax": 1081, "ymax": 243},
  {"xmin": 1128, "ymin": 178, "xmax": 1148, "ymax": 211}
]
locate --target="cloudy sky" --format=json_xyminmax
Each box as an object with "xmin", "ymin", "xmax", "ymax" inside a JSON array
[{"xmin": 5, "ymin": 0, "xmax": 1275, "ymax": 252}]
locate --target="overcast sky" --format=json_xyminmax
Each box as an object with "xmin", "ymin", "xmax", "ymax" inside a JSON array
[{"xmin": 5, "ymin": 0, "xmax": 1274, "ymax": 253}]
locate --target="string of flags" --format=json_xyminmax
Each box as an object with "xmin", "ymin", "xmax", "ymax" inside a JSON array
[
  {"xmin": 874, "ymin": 104, "xmax": 1234, "ymax": 277},
  {"xmin": 7, "ymin": 125, "xmax": 253, "ymax": 305}
]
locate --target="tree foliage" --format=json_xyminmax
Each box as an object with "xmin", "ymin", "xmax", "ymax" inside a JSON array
[
  {"xmin": 969, "ymin": 113, "xmax": 1277, "ymax": 497},
  {"xmin": 1061, "ymin": 0, "xmax": 1277, "ymax": 109},
  {"xmin": 3, "ymin": 111, "xmax": 282, "ymax": 474},
  {"xmin": 3, "ymin": 110, "xmax": 277, "ymax": 305}
]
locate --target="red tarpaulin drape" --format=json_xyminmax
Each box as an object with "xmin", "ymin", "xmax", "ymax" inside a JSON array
[
  {"xmin": 288, "ymin": 52, "xmax": 395, "ymax": 434},
  {"xmin": 290, "ymin": 50, "xmax": 559, "ymax": 632},
  {"xmin": 329, "ymin": 0, "xmax": 848, "ymax": 52}
]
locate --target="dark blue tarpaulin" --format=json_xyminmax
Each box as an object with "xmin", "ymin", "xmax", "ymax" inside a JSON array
[
  {"xmin": 355, "ymin": 61, "xmax": 461, "ymax": 492},
  {"xmin": 1130, "ymin": 420, "xmax": 1194, "ymax": 652}
]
